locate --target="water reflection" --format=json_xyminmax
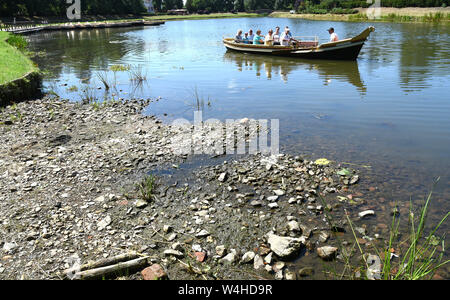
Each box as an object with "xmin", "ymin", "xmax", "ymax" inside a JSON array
[
  {"xmin": 28, "ymin": 28, "xmax": 146, "ymax": 83},
  {"xmin": 223, "ymin": 51, "xmax": 366, "ymax": 93},
  {"xmin": 399, "ymin": 25, "xmax": 450, "ymax": 93}
]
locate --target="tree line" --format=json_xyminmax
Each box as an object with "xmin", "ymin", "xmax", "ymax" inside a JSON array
[
  {"xmin": 1, "ymin": 0, "xmax": 448, "ymax": 17},
  {"xmin": 0, "ymin": 0, "xmax": 147, "ymax": 17}
]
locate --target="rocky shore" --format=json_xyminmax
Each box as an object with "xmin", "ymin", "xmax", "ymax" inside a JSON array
[{"xmin": 0, "ymin": 97, "xmax": 382, "ymax": 280}]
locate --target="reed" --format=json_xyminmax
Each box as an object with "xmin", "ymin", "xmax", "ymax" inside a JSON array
[
  {"xmin": 96, "ymin": 71, "xmax": 111, "ymax": 90},
  {"xmin": 128, "ymin": 65, "xmax": 147, "ymax": 83}
]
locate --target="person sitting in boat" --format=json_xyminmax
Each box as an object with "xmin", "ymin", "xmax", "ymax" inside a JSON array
[
  {"xmin": 280, "ymin": 26, "xmax": 293, "ymax": 46},
  {"xmin": 248, "ymin": 29, "xmax": 255, "ymax": 43},
  {"xmin": 273, "ymin": 26, "xmax": 281, "ymax": 45},
  {"xmin": 265, "ymin": 29, "xmax": 274, "ymax": 46},
  {"xmin": 253, "ymin": 30, "xmax": 265, "ymax": 45},
  {"xmin": 235, "ymin": 29, "xmax": 243, "ymax": 43},
  {"xmin": 328, "ymin": 27, "xmax": 339, "ymax": 42},
  {"xmin": 242, "ymin": 32, "xmax": 251, "ymax": 44}
]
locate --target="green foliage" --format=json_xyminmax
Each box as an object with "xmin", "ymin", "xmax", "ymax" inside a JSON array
[
  {"xmin": 6, "ymin": 34, "xmax": 28, "ymax": 51},
  {"xmin": 0, "ymin": 0, "xmax": 147, "ymax": 17},
  {"xmin": 297, "ymin": 0, "xmax": 449, "ymax": 14}
]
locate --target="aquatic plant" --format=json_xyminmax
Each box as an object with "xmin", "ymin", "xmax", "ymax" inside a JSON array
[
  {"xmin": 128, "ymin": 65, "xmax": 147, "ymax": 83},
  {"xmin": 67, "ymin": 85, "xmax": 78, "ymax": 92},
  {"xmin": 136, "ymin": 175, "xmax": 157, "ymax": 202},
  {"xmin": 96, "ymin": 71, "xmax": 111, "ymax": 90},
  {"xmin": 109, "ymin": 64, "xmax": 130, "ymax": 72},
  {"xmin": 79, "ymin": 85, "xmax": 96, "ymax": 103}
]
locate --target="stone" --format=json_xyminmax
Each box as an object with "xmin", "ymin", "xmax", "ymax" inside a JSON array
[
  {"xmin": 163, "ymin": 249, "xmax": 184, "ymax": 258},
  {"xmin": 273, "ymin": 261, "xmax": 285, "ymax": 272},
  {"xmin": 253, "ymin": 254, "xmax": 265, "ymax": 270},
  {"xmin": 220, "ymin": 249, "xmax": 237, "ymax": 264},
  {"xmin": 317, "ymin": 246, "xmax": 338, "ymax": 261},
  {"xmin": 167, "ymin": 233, "xmax": 177, "ymax": 242},
  {"xmin": 268, "ymin": 203, "xmax": 279, "ymax": 209},
  {"xmin": 264, "ymin": 252, "xmax": 273, "ymax": 265},
  {"xmin": 318, "ymin": 231, "xmax": 330, "ymax": 243},
  {"xmin": 250, "ymin": 200, "xmax": 262, "ymax": 207},
  {"xmin": 285, "ymin": 269, "xmax": 297, "ymax": 280},
  {"xmin": 171, "ymin": 242, "xmax": 183, "ymax": 252},
  {"xmin": 267, "ymin": 196, "xmax": 279, "ymax": 202},
  {"xmin": 163, "ymin": 225, "xmax": 172, "ymax": 233},
  {"xmin": 97, "ymin": 216, "xmax": 112, "ymax": 231},
  {"xmin": 258, "ymin": 246, "xmax": 271, "ymax": 256},
  {"xmin": 266, "ymin": 233, "xmax": 305, "ymax": 259},
  {"xmin": 218, "ymin": 172, "xmax": 228, "ymax": 182},
  {"xmin": 241, "ymin": 251, "xmax": 255, "ymax": 264},
  {"xmin": 366, "ymin": 254, "xmax": 381, "ymax": 280},
  {"xmin": 215, "ymin": 245, "xmax": 226, "ymax": 257},
  {"xmin": 358, "ymin": 210, "xmax": 375, "ymax": 218},
  {"xmin": 135, "ymin": 199, "xmax": 147, "ymax": 208},
  {"xmin": 141, "ymin": 264, "xmax": 167, "ymax": 280},
  {"xmin": 350, "ymin": 175, "xmax": 359, "ymax": 185},
  {"xmin": 192, "ymin": 244, "xmax": 203, "ymax": 252},
  {"xmin": 196, "ymin": 230, "xmax": 210, "ymax": 238},
  {"xmin": 298, "ymin": 267, "xmax": 314, "ymax": 277},
  {"xmin": 273, "ymin": 190, "xmax": 285, "ymax": 196},
  {"xmin": 194, "ymin": 252, "xmax": 207, "ymax": 262},
  {"xmin": 2, "ymin": 242, "xmax": 17, "ymax": 253},
  {"xmin": 287, "ymin": 221, "xmax": 300, "ymax": 233},
  {"xmin": 275, "ymin": 270, "xmax": 283, "ymax": 280}
]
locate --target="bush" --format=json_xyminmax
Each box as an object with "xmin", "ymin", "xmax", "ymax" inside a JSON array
[{"xmin": 6, "ymin": 34, "xmax": 27, "ymax": 51}]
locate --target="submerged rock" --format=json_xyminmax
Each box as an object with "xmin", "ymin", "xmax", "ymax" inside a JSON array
[
  {"xmin": 317, "ymin": 246, "xmax": 338, "ymax": 261},
  {"xmin": 266, "ymin": 233, "xmax": 305, "ymax": 259}
]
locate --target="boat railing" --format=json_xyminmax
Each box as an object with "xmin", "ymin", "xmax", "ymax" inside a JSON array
[
  {"xmin": 292, "ymin": 36, "xmax": 319, "ymax": 48},
  {"xmin": 293, "ymin": 36, "xmax": 319, "ymax": 42}
]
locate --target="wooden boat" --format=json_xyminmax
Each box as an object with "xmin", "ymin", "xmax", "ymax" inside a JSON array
[{"xmin": 223, "ymin": 27, "xmax": 375, "ymax": 61}]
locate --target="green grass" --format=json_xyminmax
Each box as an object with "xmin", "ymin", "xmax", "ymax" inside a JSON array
[
  {"xmin": 136, "ymin": 175, "xmax": 157, "ymax": 202},
  {"xmin": 145, "ymin": 12, "xmax": 265, "ymax": 21},
  {"xmin": 0, "ymin": 32, "xmax": 36, "ymax": 85},
  {"xmin": 348, "ymin": 12, "xmax": 450, "ymax": 23},
  {"xmin": 272, "ymin": 11, "xmax": 450, "ymax": 23}
]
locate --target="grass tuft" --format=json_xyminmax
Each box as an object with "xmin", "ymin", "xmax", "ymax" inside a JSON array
[{"xmin": 136, "ymin": 175, "xmax": 157, "ymax": 202}]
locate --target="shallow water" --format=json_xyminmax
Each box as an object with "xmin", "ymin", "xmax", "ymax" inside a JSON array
[{"xmin": 28, "ymin": 18, "xmax": 450, "ymax": 256}]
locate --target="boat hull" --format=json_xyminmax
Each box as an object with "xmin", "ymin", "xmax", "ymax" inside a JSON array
[{"xmin": 224, "ymin": 41, "xmax": 365, "ymax": 61}]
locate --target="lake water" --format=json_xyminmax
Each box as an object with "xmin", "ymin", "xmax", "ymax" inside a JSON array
[{"xmin": 28, "ymin": 18, "xmax": 449, "ymax": 236}]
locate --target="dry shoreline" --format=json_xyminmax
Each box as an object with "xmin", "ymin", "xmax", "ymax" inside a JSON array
[{"xmin": 0, "ymin": 97, "xmax": 382, "ymax": 280}]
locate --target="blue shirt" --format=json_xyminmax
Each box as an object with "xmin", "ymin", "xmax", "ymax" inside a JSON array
[{"xmin": 253, "ymin": 35, "xmax": 264, "ymax": 45}]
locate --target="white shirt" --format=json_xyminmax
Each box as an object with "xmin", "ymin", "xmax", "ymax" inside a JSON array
[
  {"xmin": 280, "ymin": 32, "xmax": 292, "ymax": 46},
  {"xmin": 330, "ymin": 33, "xmax": 339, "ymax": 42},
  {"xmin": 248, "ymin": 34, "xmax": 254, "ymax": 41},
  {"xmin": 273, "ymin": 33, "xmax": 280, "ymax": 43}
]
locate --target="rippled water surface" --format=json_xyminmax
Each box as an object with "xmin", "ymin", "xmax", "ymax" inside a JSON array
[{"xmin": 29, "ymin": 18, "xmax": 450, "ymax": 229}]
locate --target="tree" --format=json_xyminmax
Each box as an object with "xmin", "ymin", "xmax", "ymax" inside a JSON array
[{"xmin": 234, "ymin": 0, "xmax": 244, "ymax": 11}]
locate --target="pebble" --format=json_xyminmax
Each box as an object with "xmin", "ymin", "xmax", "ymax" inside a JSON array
[
  {"xmin": 240, "ymin": 251, "xmax": 255, "ymax": 264},
  {"xmin": 358, "ymin": 210, "xmax": 375, "ymax": 218}
]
